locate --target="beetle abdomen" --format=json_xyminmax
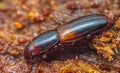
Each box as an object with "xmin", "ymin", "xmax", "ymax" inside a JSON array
[{"xmin": 57, "ymin": 14, "xmax": 113, "ymax": 43}]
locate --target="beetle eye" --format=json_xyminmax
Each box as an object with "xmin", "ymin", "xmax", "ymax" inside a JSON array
[
  {"xmin": 30, "ymin": 56, "xmax": 33, "ymax": 59},
  {"xmin": 29, "ymin": 53, "xmax": 35, "ymax": 59},
  {"xmin": 32, "ymin": 52, "xmax": 35, "ymax": 56}
]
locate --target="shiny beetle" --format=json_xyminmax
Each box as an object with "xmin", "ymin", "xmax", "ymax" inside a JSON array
[{"xmin": 24, "ymin": 14, "xmax": 114, "ymax": 60}]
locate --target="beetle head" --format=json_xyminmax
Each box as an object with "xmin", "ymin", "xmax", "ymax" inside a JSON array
[{"xmin": 24, "ymin": 42, "xmax": 40, "ymax": 60}]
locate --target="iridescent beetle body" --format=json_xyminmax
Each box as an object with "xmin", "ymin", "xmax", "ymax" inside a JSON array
[{"xmin": 24, "ymin": 14, "xmax": 114, "ymax": 60}]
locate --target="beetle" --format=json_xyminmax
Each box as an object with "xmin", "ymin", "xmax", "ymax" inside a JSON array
[{"xmin": 24, "ymin": 14, "xmax": 114, "ymax": 60}]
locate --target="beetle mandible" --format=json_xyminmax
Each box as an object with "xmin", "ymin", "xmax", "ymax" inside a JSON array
[{"xmin": 24, "ymin": 14, "xmax": 114, "ymax": 60}]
